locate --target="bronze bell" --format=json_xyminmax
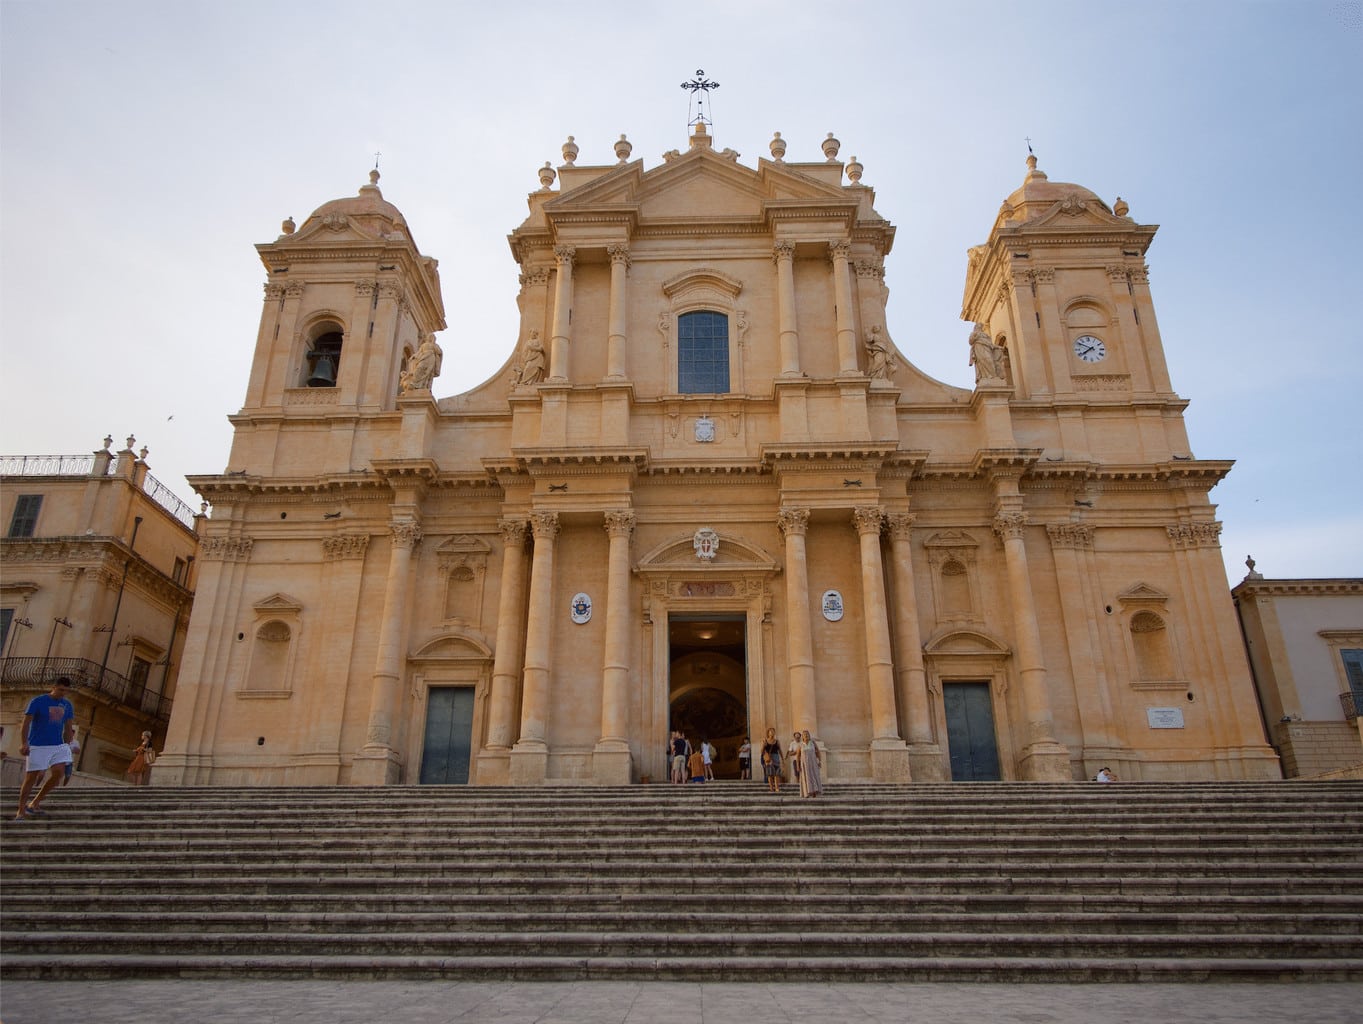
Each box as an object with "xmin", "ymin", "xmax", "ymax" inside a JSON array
[{"xmin": 307, "ymin": 353, "xmax": 337, "ymax": 388}]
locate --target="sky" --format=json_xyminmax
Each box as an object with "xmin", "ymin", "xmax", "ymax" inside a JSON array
[{"xmin": 2, "ymin": 0, "xmax": 1361, "ymax": 586}]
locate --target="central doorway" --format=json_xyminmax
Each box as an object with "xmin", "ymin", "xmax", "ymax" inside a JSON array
[
  {"xmin": 668, "ymin": 614, "xmax": 748, "ymax": 778},
  {"xmin": 944, "ymin": 681, "xmax": 1001, "ymax": 781}
]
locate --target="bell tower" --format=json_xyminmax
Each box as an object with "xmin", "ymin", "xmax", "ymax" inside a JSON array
[{"xmin": 233, "ymin": 170, "xmax": 446, "ymax": 472}]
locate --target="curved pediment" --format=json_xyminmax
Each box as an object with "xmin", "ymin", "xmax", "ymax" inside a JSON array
[
  {"xmin": 663, "ymin": 267, "xmax": 744, "ymax": 300},
  {"xmin": 636, "ymin": 531, "xmax": 780, "ymax": 572},
  {"xmin": 924, "ymin": 627, "xmax": 1011, "ymax": 656},
  {"xmin": 411, "ymin": 631, "xmax": 493, "ymax": 661}
]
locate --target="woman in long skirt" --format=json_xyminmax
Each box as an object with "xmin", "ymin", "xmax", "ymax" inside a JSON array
[{"xmin": 798, "ymin": 729, "xmax": 822, "ymax": 798}]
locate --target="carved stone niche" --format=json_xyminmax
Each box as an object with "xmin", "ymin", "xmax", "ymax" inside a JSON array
[
  {"xmin": 239, "ymin": 593, "xmax": 303, "ymax": 699},
  {"xmin": 924, "ymin": 530, "xmax": 983, "ymax": 627},
  {"xmin": 435, "ymin": 536, "xmax": 491, "ymax": 626},
  {"xmin": 1116, "ymin": 582, "xmax": 1184, "ymax": 690}
]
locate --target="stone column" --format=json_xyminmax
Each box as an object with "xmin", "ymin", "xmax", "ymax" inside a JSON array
[
  {"xmin": 594, "ymin": 510, "xmax": 636, "ymax": 784},
  {"xmin": 606, "ymin": 245, "xmax": 630, "ymax": 379},
  {"xmin": 548, "ymin": 246, "xmax": 575, "ymax": 381},
  {"xmin": 831, "ymin": 242, "xmax": 859, "ymax": 375},
  {"xmin": 993, "ymin": 510, "xmax": 1070, "ymax": 780},
  {"xmin": 886, "ymin": 512, "xmax": 945, "ymax": 780},
  {"xmin": 853, "ymin": 506, "xmax": 910, "ymax": 781},
  {"xmin": 479, "ymin": 518, "xmax": 530, "ymax": 778},
  {"xmin": 510, "ymin": 510, "xmax": 559, "ymax": 784},
  {"xmin": 778, "ymin": 507, "xmax": 817, "ymax": 736},
  {"xmin": 773, "ymin": 242, "xmax": 802, "ymax": 376},
  {"xmin": 352, "ymin": 518, "xmax": 422, "ymax": 785}
]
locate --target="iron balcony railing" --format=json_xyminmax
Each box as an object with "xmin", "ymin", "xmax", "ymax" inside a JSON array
[
  {"xmin": 1342, "ymin": 690, "xmax": 1360, "ymax": 722},
  {"xmin": 0, "ymin": 656, "xmax": 173, "ymax": 723},
  {"xmin": 0, "ymin": 455, "xmax": 197, "ymax": 530}
]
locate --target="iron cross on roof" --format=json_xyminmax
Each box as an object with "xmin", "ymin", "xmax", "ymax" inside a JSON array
[{"xmin": 680, "ymin": 69, "xmax": 720, "ymax": 127}]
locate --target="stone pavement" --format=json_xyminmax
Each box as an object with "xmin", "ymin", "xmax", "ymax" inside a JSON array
[{"xmin": 1, "ymin": 980, "xmax": 1359, "ymax": 1023}]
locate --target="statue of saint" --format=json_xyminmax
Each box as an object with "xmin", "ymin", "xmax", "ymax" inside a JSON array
[
  {"xmin": 968, "ymin": 323, "xmax": 1005, "ymax": 383},
  {"xmin": 865, "ymin": 326, "xmax": 895, "ymax": 380},
  {"xmin": 515, "ymin": 330, "xmax": 547, "ymax": 385},
  {"xmin": 399, "ymin": 334, "xmax": 442, "ymax": 394}
]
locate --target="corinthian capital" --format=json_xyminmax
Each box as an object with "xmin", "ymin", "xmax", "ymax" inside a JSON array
[
  {"xmin": 390, "ymin": 520, "xmax": 423, "ymax": 549},
  {"xmin": 992, "ymin": 511, "xmax": 1029, "ymax": 541},
  {"xmin": 852, "ymin": 506, "xmax": 885, "ymax": 535},
  {"xmin": 777, "ymin": 507, "xmax": 810, "ymax": 537},
  {"xmin": 1046, "ymin": 523, "xmax": 1093, "ymax": 550},
  {"xmin": 829, "ymin": 241, "xmax": 852, "ymax": 262},
  {"xmin": 607, "ymin": 244, "xmax": 631, "ymax": 267},
  {"xmin": 603, "ymin": 510, "xmax": 636, "ymax": 538},
  {"xmin": 772, "ymin": 241, "xmax": 796, "ymax": 262},
  {"xmin": 553, "ymin": 245, "xmax": 576, "ymax": 265},
  {"xmin": 499, "ymin": 517, "xmax": 530, "ymax": 546},
  {"xmin": 885, "ymin": 511, "xmax": 917, "ymax": 539},
  {"xmin": 530, "ymin": 510, "xmax": 561, "ymax": 540}
]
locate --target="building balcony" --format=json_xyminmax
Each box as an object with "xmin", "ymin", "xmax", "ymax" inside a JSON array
[{"xmin": 0, "ymin": 656, "xmax": 173, "ymax": 724}]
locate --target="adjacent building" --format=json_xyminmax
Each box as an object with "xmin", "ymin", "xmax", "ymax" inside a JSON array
[
  {"xmin": 1232, "ymin": 561, "xmax": 1363, "ymax": 777},
  {"xmin": 0, "ymin": 439, "xmax": 199, "ymax": 779},
  {"xmin": 156, "ymin": 123, "xmax": 1281, "ymax": 787}
]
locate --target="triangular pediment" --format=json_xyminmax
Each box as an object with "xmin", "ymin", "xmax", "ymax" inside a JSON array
[
  {"xmin": 254, "ymin": 593, "xmax": 302, "ymax": 614},
  {"xmin": 923, "ymin": 530, "xmax": 980, "ymax": 549},
  {"xmin": 1117, "ymin": 582, "xmax": 1169, "ymax": 605},
  {"xmin": 546, "ymin": 149, "xmax": 854, "ymax": 224},
  {"xmin": 435, "ymin": 535, "xmax": 491, "ymax": 556}
]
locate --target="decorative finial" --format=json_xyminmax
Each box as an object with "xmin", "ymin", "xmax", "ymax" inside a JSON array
[
  {"xmin": 822, "ymin": 132, "xmax": 841, "ymax": 161},
  {"xmin": 1113, "ymin": 196, "xmax": 1130, "ymax": 217},
  {"xmin": 1245, "ymin": 555, "xmax": 1263, "ymax": 579},
  {"xmin": 769, "ymin": 131, "xmax": 786, "ymax": 162},
  {"xmin": 845, "ymin": 155, "xmax": 863, "ymax": 184},
  {"xmin": 125, "ymin": 435, "xmax": 136, "ymax": 451},
  {"xmin": 538, "ymin": 162, "xmax": 556, "ymax": 190},
  {"xmin": 138, "ymin": 446, "xmax": 149, "ymax": 461},
  {"xmin": 680, "ymin": 69, "xmax": 720, "ymax": 129},
  {"xmin": 369, "ymin": 168, "xmax": 380, "ymax": 186},
  {"xmin": 281, "ymin": 215, "xmax": 295, "ymax": 235},
  {"xmin": 1026, "ymin": 153, "xmax": 1038, "ymax": 172},
  {"xmin": 614, "ymin": 134, "xmax": 632, "ymax": 163},
  {"xmin": 561, "ymin": 136, "xmax": 579, "ymax": 166},
  {"xmin": 102, "ymin": 435, "xmax": 113, "ymax": 451}
]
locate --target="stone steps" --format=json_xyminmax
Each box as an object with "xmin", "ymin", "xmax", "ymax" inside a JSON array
[{"xmin": 3, "ymin": 780, "xmax": 1361, "ymax": 981}]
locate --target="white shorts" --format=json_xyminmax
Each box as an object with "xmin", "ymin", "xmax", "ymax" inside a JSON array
[{"xmin": 26, "ymin": 744, "xmax": 73, "ymax": 773}]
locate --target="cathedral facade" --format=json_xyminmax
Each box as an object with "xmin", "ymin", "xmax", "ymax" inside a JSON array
[{"xmin": 157, "ymin": 124, "xmax": 1280, "ymax": 787}]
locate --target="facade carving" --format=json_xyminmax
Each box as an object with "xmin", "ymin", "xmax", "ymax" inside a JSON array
[{"xmin": 157, "ymin": 130, "xmax": 1280, "ymax": 789}]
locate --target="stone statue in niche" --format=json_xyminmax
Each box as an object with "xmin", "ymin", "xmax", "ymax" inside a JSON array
[
  {"xmin": 968, "ymin": 323, "xmax": 1005, "ymax": 383},
  {"xmin": 399, "ymin": 334, "xmax": 442, "ymax": 394},
  {"xmin": 864, "ymin": 325, "xmax": 895, "ymax": 380},
  {"xmin": 514, "ymin": 330, "xmax": 547, "ymax": 385}
]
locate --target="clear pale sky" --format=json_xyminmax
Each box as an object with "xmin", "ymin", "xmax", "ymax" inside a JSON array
[{"xmin": 2, "ymin": 0, "xmax": 1360, "ymax": 585}]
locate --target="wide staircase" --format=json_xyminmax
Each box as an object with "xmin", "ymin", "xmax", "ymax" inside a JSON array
[{"xmin": 2, "ymin": 781, "xmax": 1361, "ymax": 981}]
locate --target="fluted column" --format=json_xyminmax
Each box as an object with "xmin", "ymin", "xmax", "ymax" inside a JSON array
[
  {"xmin": 778, "ymin": 507, "xmax": 817, "ymax": 735},
  {"xmin": 594, "ymin": 510, "xmax": 636, "ymax": 784},
  {"xmin": 773, "ymin": 242, "xmax": 802, "ymax": 376},
  {"xmin": 510, "ymin": 511, "xmax": 559, "ymax": 784},
  {"xmin": 548, "ymin": 246, "xmax": 575, "ymax": 381},
  {"xmin": 854, "ymin": 507, "xmax": 910, "ymax": 781},
  {"xmin": 831, "ymin": 242, "xmax": 859, "ymax": 374},
  {"xmin": 353, "ymin": 518, "xmax": 421, "ymax": 785},
  {"xmin": 485, "ymin": 518, "xmax": 530, "ymax": 751},
  {"xmin": 606, "ymin": 245, "xmax": 630, "ymax": 379},
  {"xmin": 993, "ymin": 509, "xmax": 1070, "ymax": 779}
]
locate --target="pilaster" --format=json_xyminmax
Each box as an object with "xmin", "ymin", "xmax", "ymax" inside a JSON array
[
  {"xmin": 778, "ymin": 507, "xmax": 818, "ymax": 738},
  {"xmin": 853, "ymin": 506, "xmax": 910, "ymax": 781},
  {"xmin": 510, "ymin": 510, "xmax": 559, "ymax": 784}
]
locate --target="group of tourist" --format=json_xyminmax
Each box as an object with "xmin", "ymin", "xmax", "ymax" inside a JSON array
[
  {"xmin": 8, "ymin": 676, "xmax": 157, "ymax": 823},
  {"xmin": 667, "ymin": 731, "xmax": 717, "ymax": 783}
]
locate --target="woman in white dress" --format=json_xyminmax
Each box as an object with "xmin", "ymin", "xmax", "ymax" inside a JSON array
[{"xmin": 798, "ymin": 729, "xmax": 822, "ymax": 798}]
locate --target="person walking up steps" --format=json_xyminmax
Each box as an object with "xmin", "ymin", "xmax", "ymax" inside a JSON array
[{"xmin": 12, "ymin": 677, "xmax": 77, "ymax": 822}]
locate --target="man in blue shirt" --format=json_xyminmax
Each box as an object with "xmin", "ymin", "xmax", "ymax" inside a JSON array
[{"xmin": 13, "ymin": 676, "xmax": 77, "ymax": 821}]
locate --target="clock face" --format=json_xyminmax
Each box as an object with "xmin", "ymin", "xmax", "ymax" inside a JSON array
[{"xmin": 1073, "ymin": 335, "xmax": 1107, "ymax": 363}]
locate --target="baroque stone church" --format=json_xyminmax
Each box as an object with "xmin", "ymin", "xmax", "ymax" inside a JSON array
[{"xmin": 157, "ymin": 122, "xmax": 1280, "ymax": 787}]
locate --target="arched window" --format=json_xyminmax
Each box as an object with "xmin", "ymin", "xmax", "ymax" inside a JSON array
[{"xmin": 677, "ymin": 311, "xmax": 729, "ymax": 394}]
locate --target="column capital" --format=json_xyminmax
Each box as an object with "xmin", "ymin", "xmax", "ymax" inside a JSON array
[
  {"xmin": 390, "ymin": 520, "xmax": 423, "ymax": 549},
  {"xmin": 264, "ymin": 282, "xmax": 286, "ymax": 300},
  {"xmin": 553, "ymin": 245, "xmax": 577, "ymax": 265},
  {"xmin": 992, "ymin": 510, "xmax": 1029, "ymax": 541},
  {"xmin": 772, "ymin": 241, "xmax": 796, "ymax": 262},
  {"xmin": 778, "ymin": 507, "xmax": 810, "ymax": 537},
  {"xmin": 853, "ymin": 259, "xmax": 884, "ymax": 279},
  {"xmin": 323, "ymin": 533, "xmax": 371, "ymax": 560},
  {"xmin": 603, "ymin": 510, "xmax": 636, "ymax": 538},
  {"xmin": 829, "ymin": 241, "xmax": 852, "ymax": 261},
  {"xmin": 285, "ymin": 280, "xmax": 306, "ymax": 298},
  {"xmin": 1046, "ymin": 523, "xmax": 1094, "ymax": 550},
  {"xmin": 885, "ymin": 511, "xmax": 917, "ymax": 538},
  {"xmin": 1167, "ymin": 521, "xmax": 1222, "ymax": 549},
  {"xmin": 852, "ymin": 505, "xmax": 885, "ymax": 536},
  {"xmin": 530, "ymin": 510, "xmax": 561, "ymax": 540},
  {"xmin": 498, "ymin": 517, "xmax": 530, "ymax": 545},
  {"xmin": 607, "ymin": 244, "xmax": 631, "ymax": 267},
  {"xmin": 520, "ymin": 267, "xmax": 551, "ymax": 288}
]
